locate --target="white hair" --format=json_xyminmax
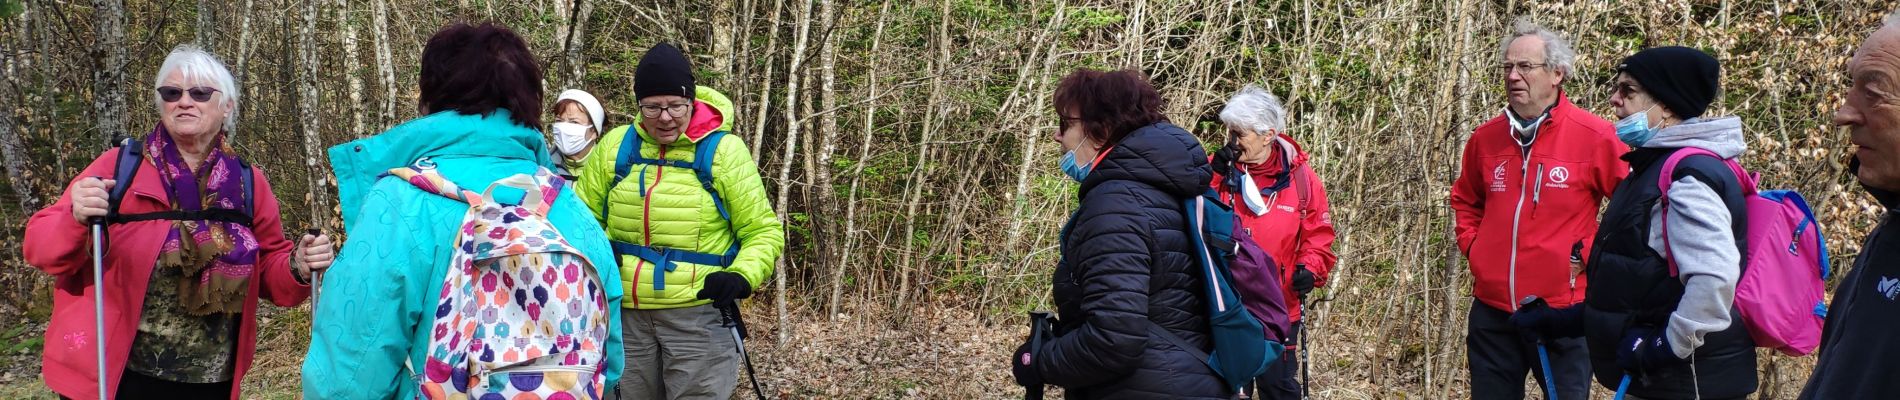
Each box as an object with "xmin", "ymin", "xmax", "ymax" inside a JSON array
[
  {"xmin": 152, "ymin": 44, "xmax": 241, "ymax": 139},
  {"xmin": 1498, "ymin": 17, "xmax": 1577, "ymax": 78},
  {"xmin": 1218, "ymin": 84, "xmax": 1287, "ymax": 134},
  {"xmin": 1888, "ymin": 9, "xmax": 1900, "ymax": 27}
]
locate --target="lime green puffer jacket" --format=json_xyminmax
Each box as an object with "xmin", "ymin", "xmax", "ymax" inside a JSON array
[{"xmin": 576, "ymin": 86, "xmax": 784, "ymax": 310}]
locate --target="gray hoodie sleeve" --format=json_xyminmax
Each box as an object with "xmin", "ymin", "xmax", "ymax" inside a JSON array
[{"xmin": 1646, "ymin": 176, "xmax": 1742, "ymax": 359}]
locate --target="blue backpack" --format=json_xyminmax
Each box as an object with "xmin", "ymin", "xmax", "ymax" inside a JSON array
[
  {"xmin": 1145, "ymin": 188, "xmax": 1284, "ymax": 393},
  {"xmin": 603, "ymin": 128, "xmax": 739, "ymax": 291}
]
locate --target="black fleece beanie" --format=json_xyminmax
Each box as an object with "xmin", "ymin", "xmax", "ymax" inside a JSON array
[
  {"xmin": 1616, "ymin": 46, "xmax": 1720, "ymax": 119},
  {"xmin": 635, "ymin": 43, "xmax": 694, "ymax": 100}
]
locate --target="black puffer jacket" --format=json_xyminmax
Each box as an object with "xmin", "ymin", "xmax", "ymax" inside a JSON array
[
  {"xmin": 1798, "ymin": 160, "xmax": 1900, "ymax": 399},
  {"xmin": 1036, "ymin": 122, "xmax": 1226, "ymax": 399}
]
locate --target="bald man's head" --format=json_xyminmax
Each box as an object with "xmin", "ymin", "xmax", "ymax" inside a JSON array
[{"xmin": 1840, "ymin": 13, "xmax": 1900, "ymax": 190}]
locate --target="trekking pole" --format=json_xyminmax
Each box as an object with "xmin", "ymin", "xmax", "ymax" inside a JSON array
[
  {"xmin": 1535, "ymin": 340, "xmax": 1558, "ymax": 400},
  {"xmin": 1298, "ymin": 298, "xmax": 1311, "ymax": 400},
  {"xmin": 88, "ymin": 216, "xmax": 109, "ymax": 400},
  {"xmin": 1520, "ymin": 296, "xmax": 1558, "ymax": 400},
  {"xmin": 90, "ymin": 137, "xmax": 136, "ymax": 400},
  {"xmin": 1613, "ymin": 373, "xmax": 1631, "ymax": 400},
  {"xmin": 1025, "ymin": 311, "xmax": 1053, "ymax": 400},
  {"xmin": 716, "ymin": 302, "xmax": 768, "ymax": 400}
]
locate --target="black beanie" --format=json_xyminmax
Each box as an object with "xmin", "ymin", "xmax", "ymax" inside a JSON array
[
  {"xmin": 635, "ymin": 43, "xmax": 694, "ymax": 100},
  {"xmin": 1616, "ymin": 46, "xmax": 1720, "ymax": 119}
]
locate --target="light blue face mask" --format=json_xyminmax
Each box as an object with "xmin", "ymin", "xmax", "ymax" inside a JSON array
[
  {"xmin": 1060, "ymin": 150, "xmax": 1090, "ymax": 182},
  {"xmin": 1615, "ymin": 107, "xmax": 1657, "ymax": 147}
]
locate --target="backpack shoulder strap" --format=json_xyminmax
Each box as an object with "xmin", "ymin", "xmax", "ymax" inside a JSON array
[
  {"xmin": 106, "ymin": 137, "xmax": 144, "ymax": 220},
  {"xmin": 1145, "ymin": 321, "xmax": 1213, "ymax": 363},
  {"xmin": 606, "ymin": 127, "xmax": 701, "ymax": 210},
  {"xmin": 236, "ymin": 157, "xmax": 255, "ymax": 219},
  {"xmin": 1657, "ymin": 147, "xmax": 1755, "ymax": 194},
  {"xmin": 1288, "ymin": 164, "xmax": 1314, "ymax": 263},
  {"xmin": 1655, "ymin": 147, "xmax": 1749, "ymax": 277},
  {"xmin": 695, "ymin": 131, "xmax": 731, "ymax": 221},
  {"xmin": 384, "ymin": 166, "xmax": 471, "ymax": 203},
  {"xmin": 103, "ymin": 142, "xmax": 259, "ymax": 227},
  {"xmin": 611, "ymin": 126, "xmax": 643, "ymax": 193},
  {"xmin": 1292, "ymin": 164, "xmax": 1313, "ymax": 218}
]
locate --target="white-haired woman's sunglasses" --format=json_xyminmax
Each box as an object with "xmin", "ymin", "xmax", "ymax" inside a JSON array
[{"xmin": 157, "ymin": 86, "xmax": 220, "ymax": 103}]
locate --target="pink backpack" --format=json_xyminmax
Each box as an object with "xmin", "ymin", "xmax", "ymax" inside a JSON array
[{"xmin": 1658, "ymin": 148, "xmax": 1830, "ymax": 356}]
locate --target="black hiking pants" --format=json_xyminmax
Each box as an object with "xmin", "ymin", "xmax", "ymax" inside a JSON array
[{"xmin": 1468, "ymin": 299, "xmax": 1591, "ymax": 400}]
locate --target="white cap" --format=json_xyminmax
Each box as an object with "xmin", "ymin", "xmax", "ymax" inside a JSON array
[{"xmin": 555, "ymin": 89, "xmax": 605, "ymax": 129}]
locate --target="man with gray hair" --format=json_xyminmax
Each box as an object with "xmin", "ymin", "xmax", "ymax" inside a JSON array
[
  {"xmin": 1799, "ymin": 10, "xmax": 1900, "ymax": 399},
  {"xmin": 1449, "ymin": 17, "xmax": 1627, "ymax": 399}
]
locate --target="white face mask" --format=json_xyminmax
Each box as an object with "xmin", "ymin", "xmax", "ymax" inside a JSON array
[{"xmin": 551, "ymin": 122, "xmax": 595, "ymax": 156}]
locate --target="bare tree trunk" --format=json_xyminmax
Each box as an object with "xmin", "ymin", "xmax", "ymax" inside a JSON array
[
  {"xmin": 4, "ymin": 5, "xmax": 41, "ymax": 210},
  {"xmin": 896, "ymin": 0, "xmax": 955, "ymax": 315},
  {"xmin": 236, "ymin": 0, "xmax": 256, "ymax": 84},
  {"xmin": 732, "ymin": 0, "xmax": 758, "ymax": 114},
  {"xmin": 297, "ymin": 0, "xmax": 335, "ymax": 230},
  {"xmin": 1124, "ymin": 0, "xmax": 1146, "ymax": 67},
  {"xmin": 835, "ymin": 1, "xmax": 892, "ymax": 319},
  {"xmin": 373, "ymin": 0, "xmax": 398, "ymax": 125},
  {"xmin": 710, "ymin": 0, "xmax": 736, "ymax": 79},
  {"xmin": 339, "ymin": 0, "xmax": 366, "ymax": 137},
  {"xmin": 553, "ymin": 0, "xmax": 572, "ymax": 64},
  {"xmin": 771, "ymin": 0, "xmax": 816, "ymax": 344},
  {"xmin": 561, "ymin": 0, "xmax": 594, "ymax": 89},
  {"xmin": 1003, "ymin": 3, "xmax": 1067, "ymax": 256},
  {"xmin": 33, "ymin": 2, "xmax": 68, "ymax": 177},
  {"xmin": 196, "ymin": 0, "xmax": 218, "ymax": 50},
  {"xmin": 813, "ymin": 0, "xmax": 843, "ymax": 318},
  {"xmin": 0, "ymin": 113, "xmax": 33, "ymax": 211},
  {"xmin": 749, "ymin": 0, "xmax": 786, "ymax": 161},
  {"xmin": 92, "ymin": 0, "xmax": 128, "ymax": 147}
]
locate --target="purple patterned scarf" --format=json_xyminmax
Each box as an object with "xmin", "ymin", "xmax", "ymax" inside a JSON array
[{"xmin": 147, "ymin": 125, "xmax": 257, "ymax": 316}]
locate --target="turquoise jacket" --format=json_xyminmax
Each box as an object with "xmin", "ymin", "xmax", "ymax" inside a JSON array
[{"xmin": 301, "ymin": 110, "xmax": 625, "ymax": 399}]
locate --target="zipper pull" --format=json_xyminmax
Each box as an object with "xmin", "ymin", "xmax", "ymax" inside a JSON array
[
  {"xmin": 1569, "ymin": 240, "xmax": 1583, "ymax": 289},
  {"xmin": 1533, "ymin": 164, "xmax": 1546, "ymax": 203}
]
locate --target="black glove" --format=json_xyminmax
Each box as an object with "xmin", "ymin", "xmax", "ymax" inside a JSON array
[
  {"xmin": 1291, "ymin": 264, "xmax": 1316, "ymax": 301},
  {"xmin": 1012, "ymin": 341, "xmax": 1043, "ymax": 387},
  {"xmin": 1509, "ymin": 296, "xmax": 1584, "ymax": 340},
  {"xmin": 1213, "ymin": 143, "xmax": 1245, "ymax": 192},
  {"xmin": 696, "ymin": 272, "xmax": 753, "ymax": 306},
  {"xmin": 1211, "ymin": 143, "xmax": 1239, "ymax": 177},
  {"xmin": 1616, "ymin": 326, "xmax": 1683, "ymax": 372}
]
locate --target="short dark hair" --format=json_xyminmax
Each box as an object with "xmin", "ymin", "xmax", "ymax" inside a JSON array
[
  {"xmin": 550, "ymin": 99, "xmax": 583, "ymax": 117},
  {"xmin": 1052, "ymin": 68, "xmax": 1168, "ymax": 151},
  {"xmin": 418, "ymin": 22, "xmax": 543, "ymax": 128}
]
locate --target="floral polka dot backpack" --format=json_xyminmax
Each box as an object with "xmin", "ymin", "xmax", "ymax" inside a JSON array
[{"xmin": 389, "ymin": 166, "xmax": 611, "ymax": 400}]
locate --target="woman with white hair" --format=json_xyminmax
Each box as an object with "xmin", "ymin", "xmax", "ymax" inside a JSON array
[
  {"xmin": 23, "ymin": 44, "xmax": 332, "ymax": 399},
  {"xmin": 1208, "ymin": 84, "xmax": 1337, "ymax": 400}
]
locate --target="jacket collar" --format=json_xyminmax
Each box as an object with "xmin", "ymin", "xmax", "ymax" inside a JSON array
[{"xmin": 327, "ymin": 109, "xmax": 553, "ymax": 229}]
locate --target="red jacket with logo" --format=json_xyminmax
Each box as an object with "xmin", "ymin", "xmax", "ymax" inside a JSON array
[
  {"xmin": 1451, "ymin": 94, "xmax": 1627, "ymax": 312},
  {"xmin": 1211, "ymin": 135, "xmax": 1336, "ymax": 322}
]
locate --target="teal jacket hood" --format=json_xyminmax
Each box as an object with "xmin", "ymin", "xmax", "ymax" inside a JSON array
[{"xmin": 329, "ymin": 109, "xmax": 555, "ymax": 230}]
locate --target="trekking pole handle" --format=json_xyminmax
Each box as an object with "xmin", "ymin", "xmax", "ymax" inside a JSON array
[
  {"xmin": 306, "ymin": 228, "xmax": 324, "ymax": 304},
  {"xmin": 1026, "ymin": 311, "xmax": 1053, "ymax": 400},
  {"xmin": 102, "ymin": 137, "xmax": 136, "ymax": 223},
  {"xmin": 717, "ymin": 302, "xmax": 749, "ymax": 340}
]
